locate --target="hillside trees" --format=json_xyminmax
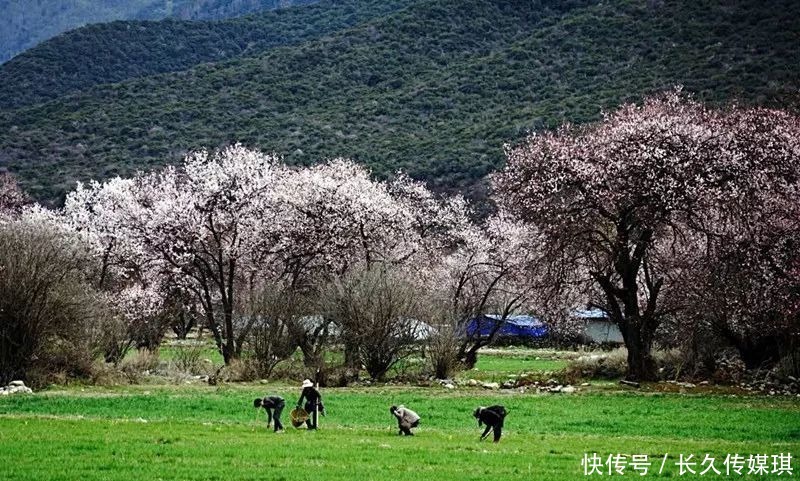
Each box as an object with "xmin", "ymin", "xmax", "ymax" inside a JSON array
[
  {"xmin": 0, "ymin": 0, "xmax": 319, "ymax": 65},
  {"xmin": 0, "ymin": 0, "xmax": 407, "ymax": 108},
  {"xmin": 494, "ymin": 90, "xmax": 800, "ymax": 381},
  {"xmin": 6, "ymin": 0, "xmax": 800, "ymax": 204}
]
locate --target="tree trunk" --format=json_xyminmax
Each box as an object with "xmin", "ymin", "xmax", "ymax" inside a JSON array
[
  {"xmin": 457, "ymin": 317, "xmax": 507, "ymax": 370},
  {"xmin": 171, "ymin": 310, "xmax": 195, "ymax": 340},
  {"xmin": 620, "ymin": 321, "xmax": 657, "ymax": 381},
  {"xmin": 343, "ymin": 339, "xmax": 360, "ymax": 369},
  {"xmin": 367, "ymin": 363, "xmax": 389, "ymax": 382},
  {"xmin": 221, "ymin": 344, "xmax": 235, "ymax": 365},
  {"xmin": 299, "ymin": 341, "xmax": 324, "ymax": 371},
  {"xmin": 461, "ymin": 349, "xmax": 478, "ymax": 370},
  {"xmin": 221, "ymin": 299, "xmax": 240, "ymax": 364},
  {"xmin": 433, "ymin": 358, "xmax": 452, "ymax": 379},
  {"xmin": 603, "ymin": 221, "xmax": 659, "ymax": 382}
]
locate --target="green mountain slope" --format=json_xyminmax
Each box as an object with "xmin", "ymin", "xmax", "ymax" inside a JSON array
[
  {"xmin": 1, "ymin": 0, "xmax": 798, "ymax": 202},
  {"xmin": 0, "ymin": 0, "xmax": 410, "ymax": 109},
  {"xmin": 0, "ymin": 0, "xmax": 317, "ymax": 65}
]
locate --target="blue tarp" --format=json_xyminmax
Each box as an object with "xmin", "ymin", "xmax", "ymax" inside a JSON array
[{"xmin": 465, "ymin": 314, "xmax": 548, "ymax": 339}]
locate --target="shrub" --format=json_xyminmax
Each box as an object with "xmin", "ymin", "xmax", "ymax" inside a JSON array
[
  {"xmin": 711, "ymin": 349, "xmax": 747, "ymax": 384},
  {"xmin": 171, "ymin": 341, "xmax": 205, "ymax": 374},
  {"xmin": 0, "ymin": 219, "xmax": 104, "ymax": 387},
  {"xmin": 322, "ymin": 267, "xmax": 424, "ymax": 381},
  {"xmin": 240, "ymin": 283, "xmax": 301, "ymax": 379},
  {"xmin": 26, "ymin": 338, "xmax": 96, "ymax": 387},
  {"xmin": 565, "ymin": 349, "xmax": 629, "ymax": 380},
  {"xmin": 425, "ymin": 323, "xmax": 463, "ymax": 379},
  {"xmin": 566, "ymin": 348, "xmax": 697, "ymax": 381},
  {"xmin": 90, "ymin": 361, "xmax": 128, "ymax": 387},
  {"xmin": 96, "ymin": 314, "xmax": 135, "ymax": 366},
  {"xmin": 222, "ymin": 358, "xmax": 259, "ymax": 382},
  {"xmin": 120, "ymin": 349, "xmax": 159, "ymax": 383},
  {"xmin": 775, "ymin": 349, "xmax": 800, "ymax": 380}
]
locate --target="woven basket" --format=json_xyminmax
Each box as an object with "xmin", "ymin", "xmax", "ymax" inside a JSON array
[{"xmin": 290, "ymin": 407, "xmax": 309, "ymax": 428}]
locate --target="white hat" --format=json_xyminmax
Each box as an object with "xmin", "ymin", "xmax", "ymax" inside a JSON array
[{"xmin": 302, "ymin": 379, "xmax": 313, "ymax": 388}]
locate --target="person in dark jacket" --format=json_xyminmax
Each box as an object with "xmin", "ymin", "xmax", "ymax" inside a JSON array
[
  {"xmin": 254, "ymin": 395, "xmax": 285, "ymax": 432},
  {"xmin": 473, "ymin": 405, "xmax": 507, "ymax": 442},
  {"xmin": 390, "ymin": 405, "xmax": 420, "ymax": 436},
  {"xmin": 297, "ymin": 379, "xmax": 324, "ymax": 430}
]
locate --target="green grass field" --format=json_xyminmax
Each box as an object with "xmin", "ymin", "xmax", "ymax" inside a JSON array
[
  {"xmin": 1, "ymin": 348, "xmax": 798, "ymax": 480},
  {"xmin": 156, "ymin": 343, "xmax": 225, "ymax": 365},
  {"xmin": 468, "ymin": 349, "xmax": 570, "ymax": 382},
  {"xmin": 1, "ymin": 383, "xmax": 798, "ymax": 480}
]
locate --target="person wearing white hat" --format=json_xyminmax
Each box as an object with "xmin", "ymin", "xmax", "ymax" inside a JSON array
[{"xmin": 296, "ymin": 379, "xmax": 324, "ymax": 429}]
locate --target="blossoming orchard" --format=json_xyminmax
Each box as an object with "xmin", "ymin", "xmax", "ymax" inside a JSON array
[{"xmin": 1, "ymin": 91, "xmax": 798, "ymax": 387}]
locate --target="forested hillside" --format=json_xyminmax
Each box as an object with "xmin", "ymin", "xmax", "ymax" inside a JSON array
[
  {"xmin": 1, "ymin": 0, "xmax": 798, "ymax": 202},
  {"xmin": 0, "ymin": 0, "xmax": 316, "ymax": 64},
  {"xmin": 0, "ymin": 0, "xmax": 412, "ymax": 109}
]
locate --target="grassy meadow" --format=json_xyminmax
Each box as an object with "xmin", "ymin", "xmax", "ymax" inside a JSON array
[
  {"xmin": 1, "ymin": 349, "xmax": 798, "ymax": 480},
  {"xmin": 469, "ymin": 348, "xmax": 571, "ymax": 382}
]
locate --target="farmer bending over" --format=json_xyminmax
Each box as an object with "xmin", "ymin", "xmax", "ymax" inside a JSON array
[
  {"xmin": 473, "ymin": 405, "xmax": 507, "ymax": 443},
  {"xmin": 254, "ymin": 395, "xmax": 285, "ymax": 432},
  {"xmin": 390, "ymin": 405, "xmax": 420, "ymax": 436},
  {"xmin": 297, "ymin": 379, "xmax": 324, "ymax": 430}
]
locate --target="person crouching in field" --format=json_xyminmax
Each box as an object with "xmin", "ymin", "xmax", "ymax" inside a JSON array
[
  {"xmin": 473, "ymin": 405, "xmax": 507, "ymax": 442},
  {"xmin": 254, "ymin": 395, "xmax": 286, "ymax": 432},
  {"xmin": 389, "ymin": 405, "xmax": 420, "ymax": 436},
  {"xmin": 297, "ymin": 379, "xmax": 324, "ymax": 430}
]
